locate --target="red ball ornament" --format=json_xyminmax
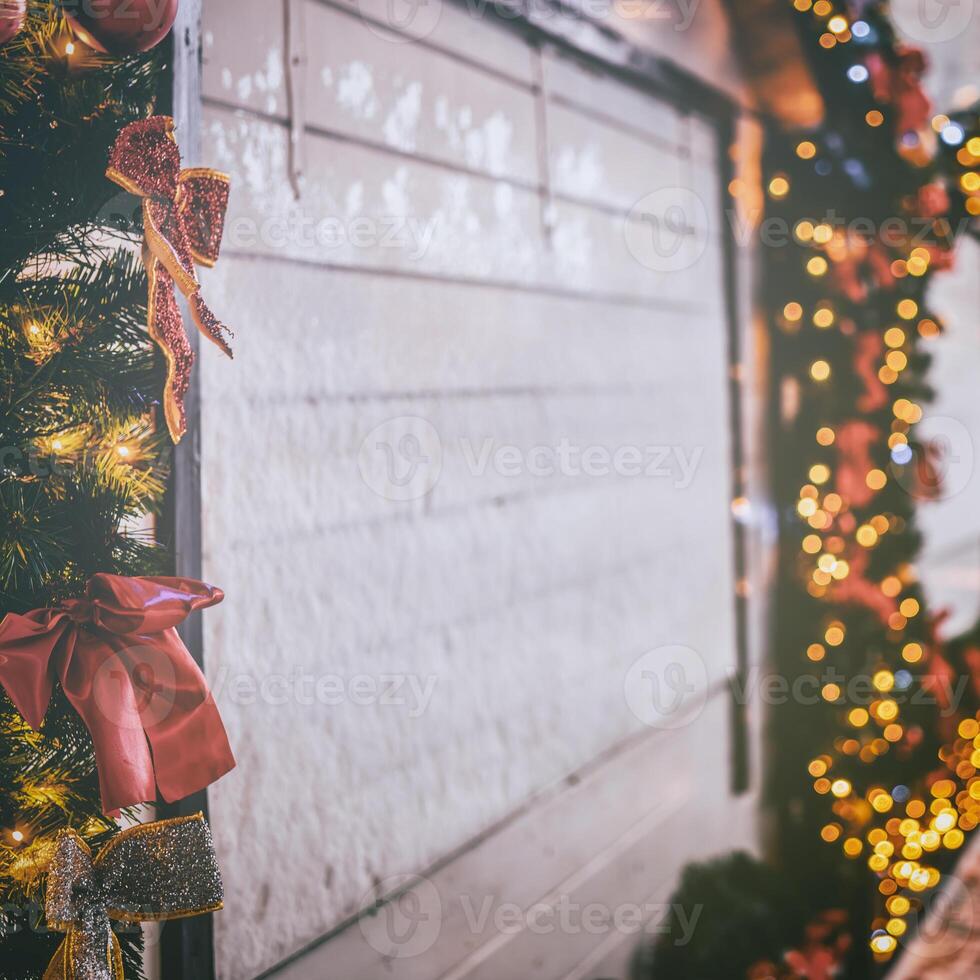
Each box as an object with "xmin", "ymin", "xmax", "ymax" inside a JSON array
[
  {"xmin": 0, "ymin": 0, "xmax": 26, "ymax": 45},
  {"xmin": 67, "ymin": 0, "xmax": 179, "ymax": 55}
]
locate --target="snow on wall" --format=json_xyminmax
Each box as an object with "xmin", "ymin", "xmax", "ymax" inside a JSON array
[{"xmin": 196, "ymin": 1, "xmax": 758, "ymax": 977}]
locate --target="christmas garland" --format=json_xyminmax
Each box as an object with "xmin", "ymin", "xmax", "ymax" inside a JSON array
[
  {"xmin": 768, "ymin": 0, "xmax": 979, "ymax": 967},
  {"xmin": 637, "ymin": 0, "xmax": 979, "ymax": 977}
]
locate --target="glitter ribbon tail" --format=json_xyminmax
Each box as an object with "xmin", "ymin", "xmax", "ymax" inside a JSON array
[
  {"xmin": 190, "ymin": 291, "xmax": 234, "ymax": 358},
  {"xmin": 42, "ymin": 931, "xmax": 124, "ymax": 980},
  {"xmin": 106, "ymin": 117, "xmax": 234, "ymax": 444},
  {"xmin": 145, "ymin": 249, "xmax": 194, "ymax": 449}
]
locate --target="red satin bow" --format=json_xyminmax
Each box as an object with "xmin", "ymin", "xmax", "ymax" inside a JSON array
[
  {"xmin": 0, "ymin": 575, "xmax": 235, "ymax": 815},
  {"xmin": 106, "ymin": 116, "xmax": 234, "ymax": 444}
]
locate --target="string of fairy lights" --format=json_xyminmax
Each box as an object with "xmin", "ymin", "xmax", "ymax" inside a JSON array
[
  {"xmin": 0, "ymin": 9, "xmax": 166, "ymax": 920},
  {"xmin": 767, "ymin": 0, "xmax": 980, "ymax": 964}
]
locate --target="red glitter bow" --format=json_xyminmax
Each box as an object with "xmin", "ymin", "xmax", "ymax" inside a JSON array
[
  {"xmin": 0, "ymin": 575, "xmax": 235, "ymax": 815},
  {"xmin": 107, "ymin": 116, "xmax": 234, "ymax": 443}
]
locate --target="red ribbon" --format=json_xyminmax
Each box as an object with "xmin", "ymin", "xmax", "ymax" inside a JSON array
[
  {"xmin": 106, "ymin": 116, "xmax": 234, "ymax": 444},
  {"xmin": 865, "ymin": 48, "xmax": 932, "ymax": 135},
  {"xmin": 0, "ymin": 575, "xmax": 235, "ymax": 815},
  {"xmin": 835, "ymin": 419, "xmax": 881, "ymax": 509}
]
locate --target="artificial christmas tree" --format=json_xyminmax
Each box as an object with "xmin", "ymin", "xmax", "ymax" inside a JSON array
[{"xmin": 0, "ymin": 5, "xmax": 233, "ymax": 977}]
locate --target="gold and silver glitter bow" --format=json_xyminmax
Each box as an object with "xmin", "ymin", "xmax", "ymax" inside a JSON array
[{"xmin": 43, "ymin": 814, "xmax": 223, "ymax": 980}]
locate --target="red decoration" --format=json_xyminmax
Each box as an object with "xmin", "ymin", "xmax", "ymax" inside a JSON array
[
  {"xmin": 964, "ymin": 646, "xmax": 980, "ymax": 701},
  {"xmin": 865, "ymin": 48, "xmax": 932, "ymax": 135},
  {"xmin": 924, "ymin": 242, "xmax": 955, "ymax": 272},
  {"xmin": 853, "ymin": 331, "xmax": 888, "ymax": 413},
  {"xmin": 107, "ymin": 116, "xmax": 233, "ymax": 443},
  {"xmin": 833, "ymin": 547, "xmax": 897, "ymax": 624},
  {"xmin": 909, "ymin": 437, "xmax": 944, "ymax": 500},
  {"xmin": 917, "ymin": 181, "xmax": 951, "ymax": 218},
  {"xmin": 67, "ymin": 0, "xmax": 178, "ymax": 55},
  {"xmin": 831, "ymin": 254, "xmax": 866, "ymax": 303},
  {"xmin": 783, "ymin": 947, "xmax": 836, "ymax": 980},
  {"xmin": 835, "ymin": 419, "xmax": 880, "ymax": 508},
  {"xmin": 0, "ymin": 575, "xmax": 235, "ymax": 815},
  {"xmin": 784, "ymin": 910, "xmax": 851, "ymax": 980},
  {"xmin": 867, "ymin": 242, "xmax": 896, "ymax": 289},
  {"xmin": 0, "ymin": 0, "xmax": 25, "ymax": 45},
  {"xmin": 919, "ymin": 610, "xmax": 958, "ymax": 742},
  {"xmin": 748, "ymin": 910, "xmax": 850, "ymax": 979}
]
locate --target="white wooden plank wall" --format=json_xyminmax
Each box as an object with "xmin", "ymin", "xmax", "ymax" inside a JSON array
[
  {"xmin": 888, "ymin": 0, "xmax": 980, "ymax": 701},
  {"xmin": 913, "ymin": 237, "xmax": 980, "ymax": 637},
  {"xmin": 195, "ymin": 1, "xmax": 760, "ymax": 977}
]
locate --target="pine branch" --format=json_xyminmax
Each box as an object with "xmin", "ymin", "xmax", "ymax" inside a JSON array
[{"xmin": 0, "ymin": 6, "xmax": 171, "ymax": 975}]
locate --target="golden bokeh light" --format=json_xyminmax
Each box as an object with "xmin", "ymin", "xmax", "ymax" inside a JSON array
[
  {"xmin": 810, "ymin": 359, "xmax": 831, "ymax": 381},
  {"xmin": 769, "ymin": 175, "xmax": 790, "ymax": 198}
]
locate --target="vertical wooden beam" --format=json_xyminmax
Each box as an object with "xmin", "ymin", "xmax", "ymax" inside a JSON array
[
  {"xmin": 530, "ymin": 42, "xmax": 555, "ymax": 246},
  {"xmin": 284, "ymin": 0, "xmax": 308, "ymax": 198},
  {"xmin": 716, "ymin": 112, "xmax": 752, "ymax": 796},
  {"xmin": 167, "ymin": 0, "xmax": 203, "ymax": 632},
  {"xmin": 159, "ymin": 2, "xmax": 216, "ymax": 978}
]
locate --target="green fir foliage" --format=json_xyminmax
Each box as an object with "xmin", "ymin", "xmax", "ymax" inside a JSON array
[{"xmin": 0, "ymin": 4, "xmax": 170, "ymax": 976}]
